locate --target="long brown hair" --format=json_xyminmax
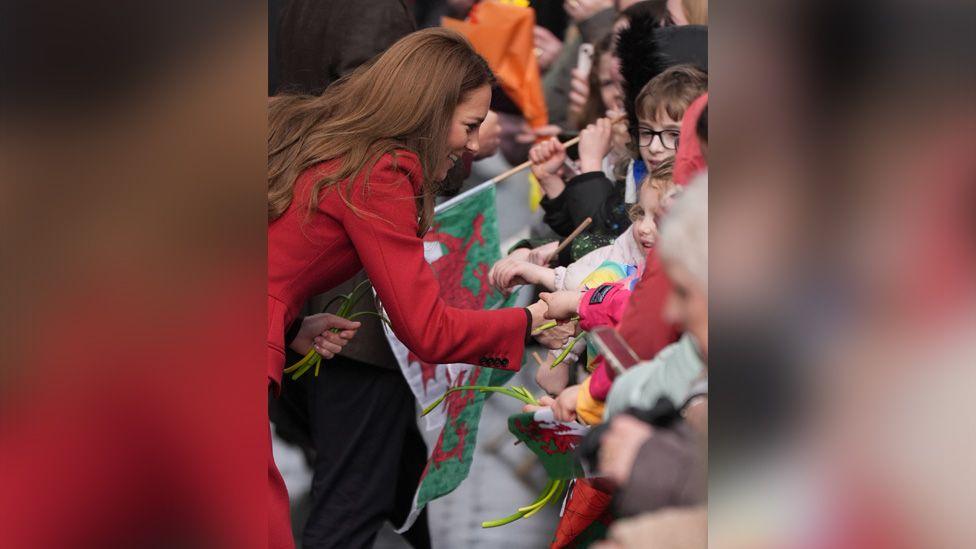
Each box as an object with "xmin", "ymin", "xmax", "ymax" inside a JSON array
[{"xmin": 267, "ymin": 28, "xmax": 493, "ymax": 233}]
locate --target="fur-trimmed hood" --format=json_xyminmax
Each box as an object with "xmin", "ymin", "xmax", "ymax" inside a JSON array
[{"xmin": 616, "ymin": 22, "xmax": 708, "ymax": 136}]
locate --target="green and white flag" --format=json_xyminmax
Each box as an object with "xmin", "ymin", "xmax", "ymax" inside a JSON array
[{"xmin": 381, "ymin": 181, "xmax": 522, "ymax": 532}]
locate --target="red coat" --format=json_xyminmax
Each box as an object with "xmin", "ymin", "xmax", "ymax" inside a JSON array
[{"xmin": 267, "ymin": 151, "xmax": 528, "ymax": 386}]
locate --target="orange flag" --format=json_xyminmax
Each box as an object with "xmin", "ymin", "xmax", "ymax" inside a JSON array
[{"xmin": 443, "ymin": 1, "xmax": 549, "ymax": 128}]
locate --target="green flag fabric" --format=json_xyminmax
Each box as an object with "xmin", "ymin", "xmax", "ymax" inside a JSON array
[{"xmin": 385, "ymin": 181, "xmax": 523, "ymax": 532}]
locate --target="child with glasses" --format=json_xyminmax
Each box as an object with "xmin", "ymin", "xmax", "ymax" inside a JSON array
[
  {"xmin": 534, "ymin": 64, "xmax": 707, "ymax": 242},
  {"xmin": 634, "ymin": 65, "xmax": 706, "ymax": 177}
]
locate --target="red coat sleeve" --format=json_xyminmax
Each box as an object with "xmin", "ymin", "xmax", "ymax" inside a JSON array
[
  {"xmin": 617, "ymin": 249, "xmax": 681, "ymax": 359},
  {"xmin": 339, "ymin": 154, "xmax": 527, "ymax": 369}
]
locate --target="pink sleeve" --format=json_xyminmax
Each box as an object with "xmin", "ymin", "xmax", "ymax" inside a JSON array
[{"xmin": 578, "ymin": 283, "xmax": 632, "ymax": 331}]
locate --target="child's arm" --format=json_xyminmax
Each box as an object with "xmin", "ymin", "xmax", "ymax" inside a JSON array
[
  {"xmin": 535, "ymin": 355, "xmax": 570, "ymax": 394},
  {"xmin": 488, "ymin": 257, "xmax": 557, "ymax": 291}
]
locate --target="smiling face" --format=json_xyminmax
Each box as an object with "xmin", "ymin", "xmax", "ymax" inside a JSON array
[
  {"xmin": 637, "ymin": 107, "xmax": 682, "ymax": 171},
  {"xmin": 435, "ymin": 84, "xmax": 491, "ymax": 182}
]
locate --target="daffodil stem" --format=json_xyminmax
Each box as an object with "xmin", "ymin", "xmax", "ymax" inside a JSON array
[
  {"xmin": 283, "ymin": 280, "xmax": 377, "ymax": 380},
  {"xmin": 482, "ymin": 478, "xmax": 566, "ymax": 528},
  {"xmin": 531, "ymin": 315, "xmax": 580, "ymax": 336},
  {"xmin": 421, "ymin": 385, "xmax": 539, "ymax": 416},
  {"xmin": 550, "ymin": 333, "xmax": 586, "ymax": 369}
]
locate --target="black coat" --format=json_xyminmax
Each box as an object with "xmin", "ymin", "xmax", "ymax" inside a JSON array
[
  {"xmin": 273, "ymin": 0, "xmax": 416, "ymax": 96},
  {"xmin": 540, "ymin": 171, "xmax": 630, "ymax": 238}
]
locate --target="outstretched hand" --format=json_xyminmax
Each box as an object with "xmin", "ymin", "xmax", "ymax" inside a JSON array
[
  {"xmin": 577, "ymin": 117, "xmax": 613, "ymax": 173},
  {"xmin": 489, "ymin": 257, "xmax": 549, "ymax": 290},
  {"xmin": 539, "ymin": 290, "xmax": 584, "ymax": 320}
]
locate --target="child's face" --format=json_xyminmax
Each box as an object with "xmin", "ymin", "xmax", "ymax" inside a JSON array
[
  {"xmin": 637, "ymin": 107, "xmax": 681, "ymax": 170},
  {"xmin": 597, "ymin": 52, "xmax": 624, "ymax": 113},
  {"xmin": 630, "ymin": 184, "xmax": 663, "ymax": 254}
]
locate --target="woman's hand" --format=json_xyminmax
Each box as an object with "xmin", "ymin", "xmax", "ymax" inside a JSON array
[
  {"xmin": 578, "ymin": 117, "xmax": 613, "ymax": 173},
  {"xmin": 526, "ymin": 299, "xmax": 550, "ymax": 333},
  {"xmin": 506, "ymin": 247, "xmax": 532, "ymax": 263},
  {"xmin": 539, "ymin": 290, "xmax": 584, "ymax": 320},
  {"xmin": 288, "ymin": 313, "xmax": 361, "ymax": 358}
]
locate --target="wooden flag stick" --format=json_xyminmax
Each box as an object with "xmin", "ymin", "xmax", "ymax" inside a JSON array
[
  {"xmin": 485, "ymin": 135, "xmax": 582, "ymax": 185},
  {"xmin": 546, "ymin": 217, "xmax": 592, "ymax": 264},
  {"xmin": 532, "ymin": 351, "xmax": 545, "ymax": 367},
  {"xmin": 483, "ymin": 115, "xmax": 624, "ymax": 186}
]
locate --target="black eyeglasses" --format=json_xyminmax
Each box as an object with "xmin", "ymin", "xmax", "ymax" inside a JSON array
[{"xmin": 637, "ymin": 127, "xmax": 680, "ymax": 150}]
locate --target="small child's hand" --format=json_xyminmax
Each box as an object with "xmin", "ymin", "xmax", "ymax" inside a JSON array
[
  {"xmin": 489, "ymin": 257, "xmax": 549, "ymax": 290},
  {"xmin": 578, "ymin": 117, "xmax": 613, "ymax": 173},
  {"xmin": 289, "ymin": 313, "xmax": 361, "ymax": 357},
  {"xmin": 522, "ymin": 385, "xmax": 579, "ymax": 423},
  {"xmin": 528, "ymin": 241, "xmax": 559, "ymax": 266},
  {"xmin": 489, "ymin": 257, "xmax": 529, "ymax": 289},
  {"xmin": 553, "ymin": 384, "xmax": 581, "ymax": 422},
  {"xmin": 607, "ymin": 108, "xmax": 630, "ymax": 150},
  {"xmin": 507, "ymin": 247, "xmax": 532, "ymax": 262},
  {"xmin": 529, "ymin": 138, "xmax": 568, "ymax": 198},
  {"xmin": 534, "ymin": 353, "xmax": 570, "ymax": 394},
  {"xmin": 539, "ymin": 290, "xmax": 584, "ymax": 320}
]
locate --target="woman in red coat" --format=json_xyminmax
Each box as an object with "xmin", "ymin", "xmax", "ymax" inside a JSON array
[{"xmin": 267, "ymin": 28, "xmax": 548, "ymax": 547}]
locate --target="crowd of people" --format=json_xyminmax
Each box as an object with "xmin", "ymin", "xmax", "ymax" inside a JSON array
[{"xmin": 268, "ymin": 0, "xmax": 708, "ymax": 547}]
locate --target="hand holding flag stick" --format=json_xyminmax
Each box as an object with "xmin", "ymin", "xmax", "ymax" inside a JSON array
[
  {"xmin": 485, "ymin": 134, "xmax": 582, "ymax": 185},
  {"xmin": 484, "ymin": 113, "xmax": 626, "ymax": 186}
]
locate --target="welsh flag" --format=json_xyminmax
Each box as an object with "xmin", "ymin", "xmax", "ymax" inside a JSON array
[
  {"xmin": 382, "ymin": 181, "xmax": 522, "ymax": 532},
  {"xmin": 508, "ymin": 408, "xmax": 587, "ymax": 480}
]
